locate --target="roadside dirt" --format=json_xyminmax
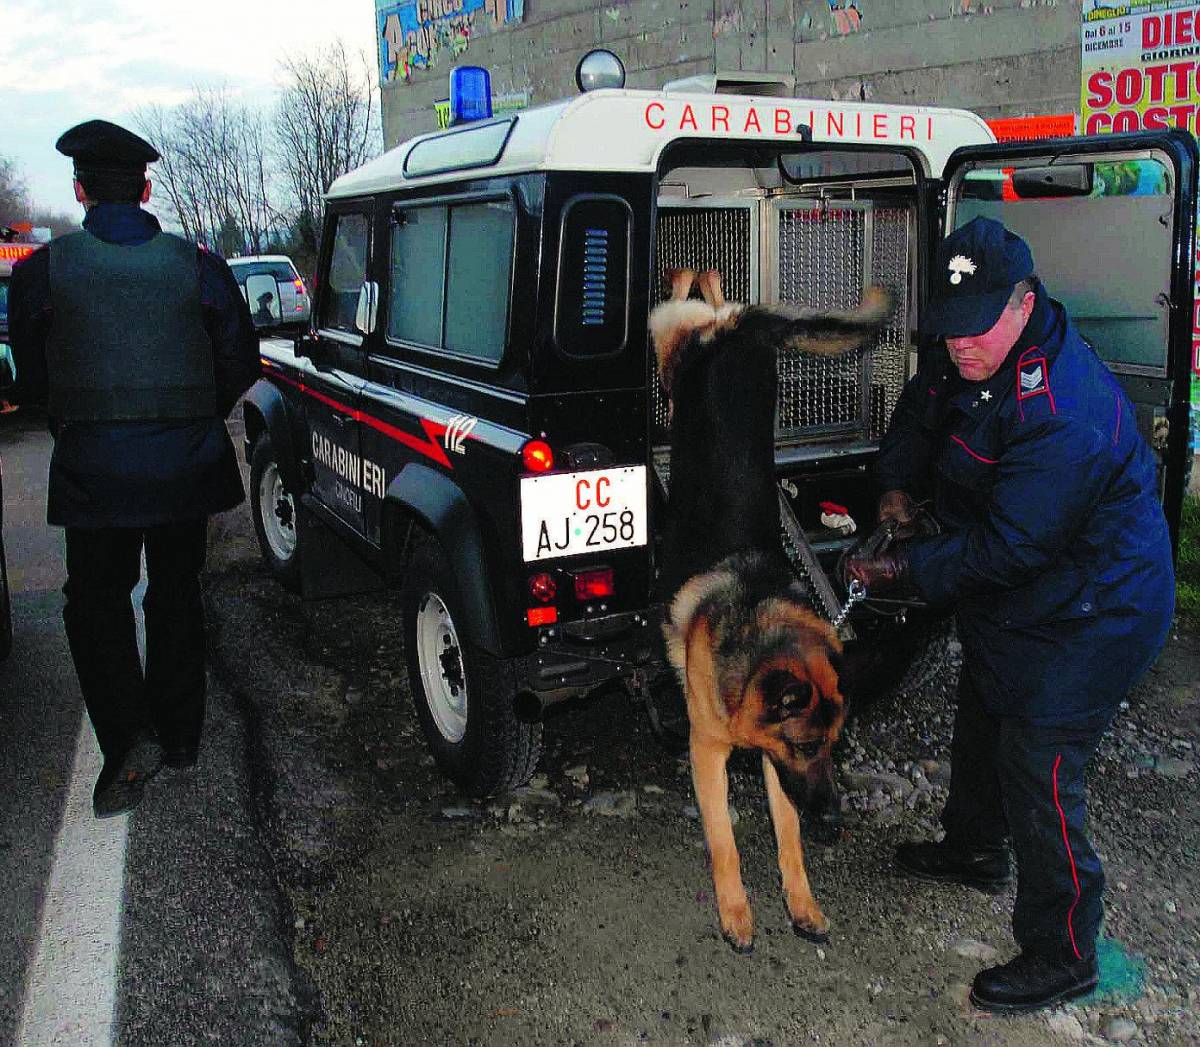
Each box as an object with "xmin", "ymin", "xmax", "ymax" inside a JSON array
[{"xmin": 205, "ymin": 504, "xmax": 1200, "ymax": 1047}]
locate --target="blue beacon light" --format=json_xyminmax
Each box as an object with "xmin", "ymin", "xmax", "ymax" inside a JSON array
[{"xmin": 449, "ymin": 66, "xmax": 493, "ymax": 125}]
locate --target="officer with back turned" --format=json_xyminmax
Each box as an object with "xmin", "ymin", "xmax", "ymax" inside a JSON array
[{"xmin": 8, "ymin": 119, "xmax": 260, "ymax": 818}]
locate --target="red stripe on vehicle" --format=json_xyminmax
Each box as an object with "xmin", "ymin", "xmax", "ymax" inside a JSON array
[
  {"xmin": 266, "ymin": 370, "xmax": 452, "ymax": 468},
  {"xmin": 950, "ymin": 434, "xmax": 998, "ymax": 464},
  {"xmin": 1052, "ymin": 754, "xmax": 1084, "ymax": 961}
]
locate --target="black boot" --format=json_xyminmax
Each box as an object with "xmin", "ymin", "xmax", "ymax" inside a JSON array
[
  {"xmin": 895, "ymin": 838, "xmax": 1010, "ymax": 893},
  {"xmin": 970, "ymin": 951, "xmax": 1099, "ymax": 1012},
  {"xmin": 93, "ymin": 733, "xmax": 164, "ymax": 818}
]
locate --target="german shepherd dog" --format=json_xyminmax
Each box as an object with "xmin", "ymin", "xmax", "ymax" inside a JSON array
[{"xmin": 650, "ymin": 268, "xmax": 889, "ymax": 952}]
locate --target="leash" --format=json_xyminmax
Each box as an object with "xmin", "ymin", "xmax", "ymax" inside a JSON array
[{"xmin": 831, "ymin": 578, "xmax": 868, "ymax": 630}]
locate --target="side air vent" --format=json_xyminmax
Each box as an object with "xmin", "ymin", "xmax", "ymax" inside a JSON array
[{"xmin": 555, "ymin": 194, "xmax": 632, "ymax": 357}]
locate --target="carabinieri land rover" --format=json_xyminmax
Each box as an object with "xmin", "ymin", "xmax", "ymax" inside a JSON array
[{"xmin": 244, "ymin": 55, "xmax": 1197, "ymax": 796}]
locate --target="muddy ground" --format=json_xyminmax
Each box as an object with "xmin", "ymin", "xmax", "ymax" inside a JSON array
[{"xmin": 203, "ymin": 500, "xmax": 1200, "ymax": 1047}]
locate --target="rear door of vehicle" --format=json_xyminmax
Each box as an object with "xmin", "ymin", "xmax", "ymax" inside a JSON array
[
  {"xmin": 941, "ymin": 130, "xmax": 1198, "ymax": 550},
  {"xmin": 303, "ymin": 202, "xmax": 373, "ymax": 536}
]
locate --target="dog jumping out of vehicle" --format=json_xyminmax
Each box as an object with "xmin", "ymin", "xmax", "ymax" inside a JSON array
[{"xmin": 650, "ymin": 268, "xmax": 890, "ymax": 952}]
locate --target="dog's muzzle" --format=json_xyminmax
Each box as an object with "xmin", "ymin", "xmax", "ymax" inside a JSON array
[{"xmin": 776, "ymin": 757, "xmax": 843, "ymax": 843}]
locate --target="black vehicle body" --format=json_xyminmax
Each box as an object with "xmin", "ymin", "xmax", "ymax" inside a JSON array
[{"xmin": 243, "ymin": 82, "xmax": 1196, "ymax": 794}]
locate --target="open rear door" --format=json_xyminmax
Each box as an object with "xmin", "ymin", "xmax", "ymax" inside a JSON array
[{"xmin": 940, "ymin": 130, "xmax": 1198, "ymax": 553}]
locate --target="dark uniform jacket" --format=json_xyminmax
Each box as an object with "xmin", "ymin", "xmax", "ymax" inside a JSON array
[
  {"xmin": 877, "ymin": 288, "xmax": 1174, "ymax": 724},
  {"xmin": 8, "ymin": 204, "xmax": 260, "ymax": 527}
]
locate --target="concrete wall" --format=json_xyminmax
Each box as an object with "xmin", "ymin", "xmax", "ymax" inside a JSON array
[{"xmin": 381, "ymin": 0, "xmax": 1086, "ymax": 148}]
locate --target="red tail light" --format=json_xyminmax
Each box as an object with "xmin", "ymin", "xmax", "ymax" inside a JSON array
[
  {"xmin": 528, "ymin": 572, "xmax": 557, "ymax": 603},
  {"xmin": 527, "ymin": 606, "xmax": 558, "ymax": 627},
  {"xmin": 293, "ymin": 278, "xmax": 306, "ymax": 294},
  {"xmin": 572, "ymin": 567, "xmax": 614, "ymax": 601},
  {"xmin": 521, "ymin": 439, "xmax": 554, "ymax": 472}
]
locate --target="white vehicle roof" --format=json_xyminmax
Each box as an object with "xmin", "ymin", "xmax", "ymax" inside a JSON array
[
  {"xmin": 327, "ymin": 87, "xmax": 995, "ymax": 200},
  {"xmin": 228, "ymin": 255, "xmax": 297, "ymax": 266}
]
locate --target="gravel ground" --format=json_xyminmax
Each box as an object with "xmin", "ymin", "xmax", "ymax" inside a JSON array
[{"xmin": 204, "ymin": 502, "xmax": 1200, "ymax": 1047}]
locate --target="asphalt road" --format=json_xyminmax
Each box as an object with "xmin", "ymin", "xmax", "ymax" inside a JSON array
[{"xmin": 0, "ymin": 410, "xmax": 310, "ymax": 1047}]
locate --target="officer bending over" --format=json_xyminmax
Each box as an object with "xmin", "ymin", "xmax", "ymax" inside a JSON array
[
  {"xmin": 847, "ymin": 217, "xmax": 1174, "ymax": 1012},
  {"xmin": 8, "ymin": 120, "xmax": 260, "ymax": 818}
]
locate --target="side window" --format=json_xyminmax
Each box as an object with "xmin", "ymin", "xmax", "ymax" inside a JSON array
[
  {"xmin": 554, "ymin": 195, "xmax": 631, "ymax": 356},
  {"xmin": 319, "ymin": 212, "xmax": 370, "ymax": 334},
  {"xmin": 445, "ymin": 200, "xmax": 514, "ymax": 362},
  {"xmin": 387, "ymin": 196, "xmax": 514, "ymax": 365},
  {"xmin": 389, "ymin": 207, "xmax": 446, "ymax": 346}
]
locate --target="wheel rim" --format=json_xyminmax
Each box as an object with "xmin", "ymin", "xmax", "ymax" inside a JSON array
[
  {"xmin": 415, "ymin": 592, "xmax": 468, "ymax": 743},
  {"xmin": 258, "ymin": 461, "xmax": 297, "ymax": 562}
]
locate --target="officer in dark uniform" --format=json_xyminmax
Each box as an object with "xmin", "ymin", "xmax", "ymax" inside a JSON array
[
  {"xmin": 8, "ymin": 120, "xmax": 260, "ymax": 818},
  {"xmin": 847, "ymin": 217, "xmax": 1174, "ymax": 1012}
]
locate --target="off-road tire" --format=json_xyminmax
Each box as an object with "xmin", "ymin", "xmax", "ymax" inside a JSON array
[
  {"xmin": 0, "ymin": 535, "xmax": 12, "ymax": 662},
  {"xmin": 402, "ymin": 534, "xmax": 542, "ymax": 797},
  {"xmin": 841, "ymin": 614, "xmax": 959, "ymax": 708},
  {"xmin": 249, "ymin": 436, "xmax": 302, "ymax": 592}
]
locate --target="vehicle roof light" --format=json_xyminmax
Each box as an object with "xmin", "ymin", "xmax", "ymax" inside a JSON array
[
  {"xmin": 450, "ymin": 65, "xmax": 493, "ymax": 126},
  {"xmin": 521, "ymin": 439, "xmax": 554, "ymax": 473},
  {"xmin": 575, "ymin": 49, "xmax": 625, "ymax": 92}
]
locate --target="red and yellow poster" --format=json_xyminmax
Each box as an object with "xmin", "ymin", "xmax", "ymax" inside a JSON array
[{"xmin": 1082, "ymin": 2, "xmax": 1200, "ymax": 383}]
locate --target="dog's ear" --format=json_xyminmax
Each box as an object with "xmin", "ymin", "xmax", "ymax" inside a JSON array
[{"xmin": 763, "ymin": 285, "xmax": 892, "ymax": 356}]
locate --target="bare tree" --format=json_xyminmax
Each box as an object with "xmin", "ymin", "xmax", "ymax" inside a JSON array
[
  {"xmin": 0, "ymin": 157, "xmax": 29, "ymax": 224},
  {"xmin": 274, "ymin": 41, "xmax": 380, "ymax": 261},
  {"xmin": 135, "ymin": 89, "xmax": 282, "ymax": 254},
  {"xmin": 0, "ymin": 157, "xmax": 77, "ymax": 236}
]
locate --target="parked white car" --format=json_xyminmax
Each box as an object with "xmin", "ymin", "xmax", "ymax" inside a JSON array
[{"xmin": 227, "ymin": 254, "xmax": 311, "ymax": 330}]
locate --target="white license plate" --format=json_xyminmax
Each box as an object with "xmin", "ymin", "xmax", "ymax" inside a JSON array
[{"xmin": 520, "ymin": 466, "xmax": 648, "ymax": 562}]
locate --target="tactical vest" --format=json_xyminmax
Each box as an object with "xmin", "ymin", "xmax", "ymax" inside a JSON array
[{"xmin": 46, "ymin": 230, "xmax": 217, "ymax": 421}]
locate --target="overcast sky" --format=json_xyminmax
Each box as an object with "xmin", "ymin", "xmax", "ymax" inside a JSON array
[{"xmin": 0, "ymin": 0, "xmax": 378, "ymax": 220}]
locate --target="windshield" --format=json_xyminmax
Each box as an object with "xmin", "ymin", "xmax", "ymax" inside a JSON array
[{"xmin": 229, "ymin": 261, "xmax": 298, "ymax": 284}]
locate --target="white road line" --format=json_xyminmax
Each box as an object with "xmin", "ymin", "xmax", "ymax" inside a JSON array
[{"xmin": 17, "ymin": 573, "xmax": 148, "ymax": 1047}]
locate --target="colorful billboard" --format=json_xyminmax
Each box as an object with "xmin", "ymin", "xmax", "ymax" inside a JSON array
[{"xmin": 376, "ymin": 0, "xmax": 525, "ymax": 84}]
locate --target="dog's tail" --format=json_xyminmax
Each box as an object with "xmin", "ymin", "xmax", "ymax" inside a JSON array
[{"xmin": 750, "ymin": 284, "xmax": 892, "ymax": 356}]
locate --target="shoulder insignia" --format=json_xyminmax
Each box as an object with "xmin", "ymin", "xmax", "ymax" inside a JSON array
[{"xmin": 1015, "ymin": 348, "xmax": 1056, "ymax": 419}]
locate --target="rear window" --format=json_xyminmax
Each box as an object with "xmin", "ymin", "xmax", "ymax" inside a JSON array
[{"xmin": 229, "ymin": 260, "xmax": 297, "ymax": 283}]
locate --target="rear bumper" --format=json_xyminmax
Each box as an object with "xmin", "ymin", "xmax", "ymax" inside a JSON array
[{"xmin": 516, "ymin": 608, "xmax": 665, "ymax": 695}]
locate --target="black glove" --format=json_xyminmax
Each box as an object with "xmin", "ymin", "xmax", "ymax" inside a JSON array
[{"xmin": 843, "ymin": 551, "xmax": 913, "ymax": 596}]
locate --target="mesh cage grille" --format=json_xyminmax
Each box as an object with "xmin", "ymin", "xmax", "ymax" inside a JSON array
[
  {"xmin": 651, "ymin": 200, "xmax": 911, "ymax": 444},
  {"xmin": 651, "ymin": 207, "xmax": 751, "ymax": 433},
  {"xmin": 777, "ymin": 207, "xmax": 867, "ymax": 434},
  {"xmin": 868, "ymin": 208, "xmax": 912, "ymax": 440}
]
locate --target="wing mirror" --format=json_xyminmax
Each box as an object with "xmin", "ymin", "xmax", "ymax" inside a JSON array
[{"xmin": 245, "ymin": 273, "xmax": 283, "ymax": 329}]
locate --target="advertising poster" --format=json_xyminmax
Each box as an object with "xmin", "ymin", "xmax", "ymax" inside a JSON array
[
  {"xmin": 376, "ymin": 0, "xmax": 524, "ymax": 84},
  {"xmin": 1081, "ymin": 1, "xmax": 1200, "ymax": 457}
]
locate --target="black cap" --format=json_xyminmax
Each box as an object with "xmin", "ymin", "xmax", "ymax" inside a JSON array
[
  {"xmin": 924, "ymin": 217, "xmax": 1034, "ymax": 338},
  {"xmin": 55, "ymin": 119, "xmax": 159, "ymax": 174}
]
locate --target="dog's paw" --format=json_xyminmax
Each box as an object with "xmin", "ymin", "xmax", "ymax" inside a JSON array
[
  {"xmin": 786, "ymin": 897, "xmax": 829, "ymax": 944},
  {"xmin": 718, "ymin": 902, "xmax": 755, "ymax": 954},
  {"xmin": 791, "ymin": 918, "xmax": 830, "ymax": 945}
]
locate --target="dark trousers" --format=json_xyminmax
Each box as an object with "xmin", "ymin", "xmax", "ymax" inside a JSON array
[
  {"xmin": 941, "ymin": 669, "xmax": 1112, "ymax": 962},
  {"xmin": 63, "ymin": 521, "xmax": 209, "ymax": 761}
]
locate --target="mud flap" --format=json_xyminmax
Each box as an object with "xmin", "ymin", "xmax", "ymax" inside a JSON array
[{"xmin": 297, "ymin": 500, "xmax": 385, "ymax": 600}]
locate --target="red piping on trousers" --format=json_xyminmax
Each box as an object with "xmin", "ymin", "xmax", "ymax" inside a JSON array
[
  {"xmin": 950, "ymin": 434, "xmax": 998, "ymax": 465},
  {"xmin": 1052, "ymin": 754, "xmax": 1084, "ymax": 961}
]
